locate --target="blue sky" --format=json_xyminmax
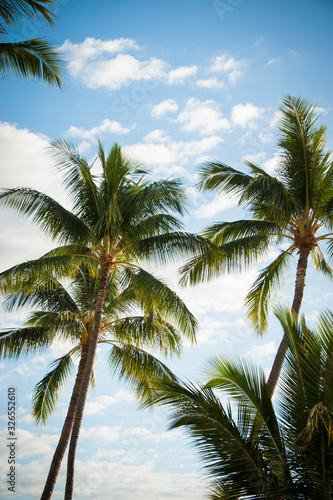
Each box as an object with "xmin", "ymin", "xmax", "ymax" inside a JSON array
[{"xmin": 1, "ymin": 0, "xmax": 333, "ymax": 498}]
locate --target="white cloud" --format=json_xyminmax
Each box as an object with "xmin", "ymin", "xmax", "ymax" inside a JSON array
[
  {"xmin": 124, "ymin": 131, "xmax": 223, "ymax": 177},
  {"xmin": 242, "ymin": 151, "xmax": 267, "ymax": 165},
  {"xmin": 0, "ymin": 123, "xmax": 71, "ymax": 270},
  {"xmin": 62, "ymin": 37, "xmax": 140, "ymax": 76},
  {"xmin": 195, "ymin": 77, "xmax": 225, "ymax": 89},
  {"xmin": 62, "ymin": 38, "xmax": 166, "ymax": 90},
  {"xmin": 195, "ymin": 192, "xmax": 238, "ymax": 218},
  {"xmin": 177, "ymin": 268, "xmax": 259, "ymax": 316},
  {"xmin": 67, "ymin": 119, "xmax": 130, "ymax": 141},
  {"xmin": 71, "ymin": 459, "xmax": 205, "ymax": 500},
  {"xmin": 166, "ymin": 65, "xmax": 198, "ymax": 84},
  {"xmin": 82, "ymin": 54, "xmax": 166, "ymax": 90},
  {"xmin": 231, "ymin": 103, "xmax": 265, "ymax": 128},
  {"xmin": 151, "ymin": 99, "xmax": 179, "ymax": 119},
  {"xmin": 263, "ymin": 151, "xmax": 282, "ymax": 174},
  {"xmin": 209, "ymin": 54, "xmax": 244, "ymax": 84},
  {"xmin": 0, "ymin": 427, "xmax": 206, "ymax": 499},
  {"xmin": 62, "ymin": 38, "xmax": 197, "ymax": 91},
  {"xmin": 247, "ymin": 341, "xmax": 277, "ymax": 360},
  {"xmin": 270, "ymin": 110, "xmax": 282, "ymax": 128},
  {"xmin": 176, "ymin": 98, "xmax": 230, "ymax": 135},
  {"xmin": 85, "ymin": 391, "xmax": 134, "ymax": 415},
  {"xmin": 266, "ymin": 57, "xmax": 280, "ymax": 66},
  {"xmin": 195, "ymin": 316, "xmax": 249, "ymax": 346}
]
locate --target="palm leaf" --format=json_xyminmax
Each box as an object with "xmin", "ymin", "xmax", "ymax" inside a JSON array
[
  {"xmin": 33, "ymin": 352, "xmax": 76, "ymax": 424},
  {"xmin": 106, "ymin": 343, "xmax": 178, "ymax": 401},
  {"xmin": 245, "ymin": 247, "xmax": 295, "ymax": 334},
  {"xmin": 0, "ymin": 38, "xmax": 62, "ymax": 87},
  {"xmin": 0, "ymin": 326, "xmax": 52, "ymax": 358},
  {"xmin": 0, "ymin": 187, "xmax": 89, "ymax": 243}
]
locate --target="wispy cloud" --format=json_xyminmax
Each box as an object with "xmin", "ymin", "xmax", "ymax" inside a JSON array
[
  {"xmin": 195, "ymin": 77, "xmax": 225, "ymax": 89},
  {"xmin": 266, "ymin": 57, "xmax": 280, "ymax": 66},
  {"xmin": 67, "ymin": 119, "xmax": 130, "ymax": 141}
]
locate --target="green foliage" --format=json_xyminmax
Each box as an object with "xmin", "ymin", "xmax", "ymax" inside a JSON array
[
  {"xmin": 146, "ymin": 308, "xmax": 333, "ymax": 499},
  {"xmin": 0, "ymin": 1, "xmax": 62, "ymax": 86},
  {"xmin": 185, "ymin": 96, "xmax": 333, "ymax": 334}
]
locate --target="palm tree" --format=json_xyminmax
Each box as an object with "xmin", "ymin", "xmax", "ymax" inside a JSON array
[
  {"xmin": 181, "ymin": 95, "xmax": 333, "ymax": 393},
  {"xmin": 0, "ymin": 0, "xmax": 62, "ymax": 87},
  {"xmin": 146, "ymin": 308, "xmax": 333, "ymax": 499},
  {"xmin": 0, "ymin": 140, "xmax": 208, "ymax": 499},
  {"xmin": 1, "ymin": 263, "xmax": 197, "ymax": 498}
]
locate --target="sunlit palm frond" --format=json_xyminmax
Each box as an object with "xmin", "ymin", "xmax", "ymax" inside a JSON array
[
  {"xmin": 33, "ymin": 352, "xmax": 77, "ymax": 424},
  {"xmin": 312, "ymin": 244, "xmax": 333, "ymax": 278},
  {"xmin": 204, "ymin": 355, "xmax": 284, "ymax": 460},
  {"xmin": 106, "ymin": 343, "xmax": 178, "ymax": 401},
  {"xmin": 202, "ymin": 219, "xmax": 279, "ymax": 245},
  {"xmin": 119, "ymin": 267, "xmax": 198, "ymax": 342},
  {"xmin": 0, "ymin": 187, "xmax": 89, "ymax": 243},
  {"xmin": 245, "ymin": 247, "xmax": 295, "ymax": 334},
  {"xmin": 197, "ymin": 161, "xmax": 252, "ymax": 196},
  {"xmin": 144, "ymin": 376, "xmax": 277, "ymax": 498},
  {"xmin": 50, "ymin": 139, "xmax": 101, "ymax": 226},
  {"xmin": 0, "ymin": 326, "xmax": 52, "ymax": 358}
]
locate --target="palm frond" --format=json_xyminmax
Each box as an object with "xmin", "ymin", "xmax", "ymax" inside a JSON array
[
  {"xmin": 0, "ymin": 38, "xmax": 62, "ymax": 87},
  {"xmin": 106, "ymin": 343, "xmax": 178, "ymax": 401},
  {"xmin": 0, "ymin": 0, "xmax": 56, "ymax": 31},
  {"xmin": 245, "ymin": 247, "xmax": 295, "ymax": 334},
  {"xmin": 50, "ymin": 139, "xmax": 101, "ymax": 226},
  {"xmin": 119, "ymin": 267, "xmax": 198, "ymax": 342},
  {"xmin": 204, "ymin": 355, "xmax": 284, "ymax": 459},
  {"xmin": 202, "ymin": 219, "xmax": 280, "ymax": 245},
  {"xmin": 312, "ymin": 244, "xmax": 333, "ymax": 278},
  {"xmin": 33, "ymin": 352, "xmax": 76, "ymax": 424},
  {"xmin": 197, "ymin": 161, "xmax": 252, "ymax": 196},
  {"xmin": 0, "ymin": 187, "xmax": 89, "ymax": 243},
  {"xmin": 144, "ymin": 376, "xmax": 276, "ymax": 498},
  {"xmin": 0, "ymin": 326, "xmax": 52, "ymax": 358}
]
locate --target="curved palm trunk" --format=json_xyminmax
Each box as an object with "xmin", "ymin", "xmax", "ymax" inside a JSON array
[
  {"xmin": 267, "ymin": 247, "xmax": 310, "ymax": 395},
  {"xmin": 40, "ymin": 342, "xmax": 89, "ymax": 500},
  {"xmin": 64, "ymin": 266, "xmax": 110, "ymax": 500}
]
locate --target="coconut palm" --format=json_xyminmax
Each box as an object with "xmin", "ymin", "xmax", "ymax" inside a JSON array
[
  {"xmin": 0, "ymin": 140, "xmax": 209, "ymax": 499},
  {"xmin": 181, "ymin": 95, "xmax": 333, "ymax": 393},
  {"xmin": 146, "ymin": 307, "xmax": 333, "ymax": 499},
  {"xmin": 1, "ymin": 263, "xmax": 197, "ymax": 498},
  {"xmin": 0, "ymin": 0, "xmax": 62, "ymax": 87}
]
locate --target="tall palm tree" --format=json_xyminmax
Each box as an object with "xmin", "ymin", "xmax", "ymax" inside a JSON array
[
  {"xmin": 0, "ymin": 0, "xmax": 62, "ymax": 87},
  {"xmin": 0, "ymin": 140, "xmax": 208, "ymax": 499},
  {"xmin": 1, "ymin": 263, "xmax": 197, "ymax": 498},
  {"xmin": 181, "ymin": 95, "xmax": 333, "ymax": 393},
  {"xmin": 146, "ymin": 308, "xmax": 333, "ymax": 499}
]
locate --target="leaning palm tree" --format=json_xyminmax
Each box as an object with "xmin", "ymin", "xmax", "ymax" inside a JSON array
[
  {"xmin": 1, "ymin": 263, "xmax": 196, "ymax": 498},
  {"xmin": 0, "ymin": 140, "xmax": 209, "ymax": 499},
  {"xmin": 146, "ymin": 308, "xmax": 333, "ymax": 499},
  {"xmin": 181, "ymin": 95, "xmax": 333, "ymax": 393},
  {"xmin": 0, "ymin": 0, "xmax": 62, "ymax": 86}
]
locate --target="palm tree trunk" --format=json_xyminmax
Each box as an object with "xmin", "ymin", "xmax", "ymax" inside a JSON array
[
  {"xmin": 267, "ymin": 247, "xmax": 310, "ymax": 395},
  {"xmin": 40, "ymin": 342, "xmax": 89, "ymax": 500},
  {"xmin": 64, "ymin": 265, "xmax": 110, "ymax": 500}
]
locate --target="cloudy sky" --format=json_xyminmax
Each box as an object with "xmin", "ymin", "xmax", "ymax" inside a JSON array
[{"xmin": 1, "ymin": 0, "xmax": 333, "ymax": 498}]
